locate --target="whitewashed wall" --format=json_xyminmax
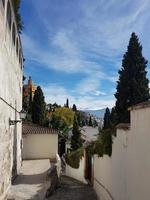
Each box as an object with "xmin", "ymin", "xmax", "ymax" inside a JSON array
[
  {"xmin": 22, "ymin": 134, "xmax": 58, "ymax": 160},
  {"xmin": 66, "ymin": 157, "xmax": 87, "ymax": 184},
  {"xmin": 0, "ymin": 0, "xmax": 23, "ymax": 199},
  {"xmin": 94, "ymin": 106, "xmax": 150, "ymax": 200}
]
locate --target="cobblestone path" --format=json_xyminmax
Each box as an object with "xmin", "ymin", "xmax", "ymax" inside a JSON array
[{"xmin": 48, "ymin": 176, "xmax": 97, "ymax": 200}]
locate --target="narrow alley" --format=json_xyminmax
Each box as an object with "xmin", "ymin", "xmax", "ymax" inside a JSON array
[{"xmin": 48, "ymin": 175, "xmax": 97, "ymax": 200}]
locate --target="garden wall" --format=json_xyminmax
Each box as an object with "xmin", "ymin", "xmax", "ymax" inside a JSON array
[{"xmin": 94, "ymin": 103, "xmax": 150, "ymax": 200}]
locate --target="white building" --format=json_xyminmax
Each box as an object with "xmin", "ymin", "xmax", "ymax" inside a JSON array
[{"xmin": 0, "ymin": 0, "xmax": 23, "ymax": 199}]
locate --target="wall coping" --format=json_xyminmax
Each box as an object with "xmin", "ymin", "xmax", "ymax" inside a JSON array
[
  {"xmin": 116, "ymin": 123, "xmax": 130, "ymax": 130},
  {"xmin": 128, "ymin": 101, "xmax": 150, "ymax": 111}
]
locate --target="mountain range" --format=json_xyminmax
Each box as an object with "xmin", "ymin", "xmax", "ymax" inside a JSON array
[{"xmin": 83, "ymin": 108, "xmax": 106, "ymax": 118}]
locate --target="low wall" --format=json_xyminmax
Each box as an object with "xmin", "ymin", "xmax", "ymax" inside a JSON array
[
  {"xmin": 66, "ymin": 157, "xmax": 87, "ymax": 184},
  {"xmin": 93, "ymin": 106, "xmax": 150, "ymax": 200},
  {"xmin": 23, "ymin": 134, "xmax": 58, "ymax": 160},
  {"xmin": 94, "ymin": 129, "xmax": 128, "ymax": 200}
]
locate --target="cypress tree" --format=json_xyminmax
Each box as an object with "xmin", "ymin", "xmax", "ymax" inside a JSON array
[
  {"xmin": 32, "ymin": 86, "xmax": 46, "ymax": 125},
  {"xmin": 89, "ymin": 116, "xmax": 93, "ymax": 126},
  {"xmin": 103, "ymin": 107, "xmax": 111, "ymax": 129},
  {"xmin": 72, "ymin": 104, "xmax": 77, "ymax": 112},
  {"xmin": 115, "ymin": 32, "xmax": 149, "ymax": 123},
  {"xmin": 66, "ymin": 98, "xmax": 69, "ymax": 108},
  {"xmin": 71, "ymin": 114, "xmax": 82, "ymax": 151}
]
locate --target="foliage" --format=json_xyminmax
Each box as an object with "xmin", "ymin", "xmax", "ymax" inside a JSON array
[
  {"xmin": 115, "ymin": 32, "xmax": 149, "ymax": 123},
  {"xmin": 32, "ymin": 86, "xmax": 46, "ymax": 125},
  {"xmin": 87, "ymin": 128, "xmax": 113, "ymax": 157},
  {"xmin": 72, "ymin": 104, "xmax": 77, "ymax": 112},
  {"xmin": 88, "ymin": 116, "xmax": 93, "ymax": 126},
  {"xmin": 66, "ymin": 148, "xmax": 84, "ymax": 169},
  {"xmin": 100, "ymin": 129, "xmax": 113, "ymax": 156},
  {"xmin": 65, "ymin": 98, "xmax": 69, "ymax": 108},
  {"xmin": 103, "ymin": 107, "xmax": 111, "ymax": 129},
  {"xmin": 12, "ymin": 0, "xmax": 23, "ymax": 33},
  {"xmin": 50, "ymin": 107, "xmax": 74, "ymax": 138},
  {"xmin": 71, "ymin": 114, "xmax": 82, "ymax": 151}
]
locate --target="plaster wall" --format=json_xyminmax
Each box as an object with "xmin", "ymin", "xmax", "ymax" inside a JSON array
[
  {"xmin": 66, "ymin": 157, "xmax": 87, "ymax": 184},
  {"xmin": 94, "ymin": 106, "xmax": 150, "ymax": 200},
  {"xmin": 22, "ymin": 134, "xmax": 58, "ymax": 160},
  {"xmin": 0, "ymin": 1, "xmax": 23, "ymax": 199}
]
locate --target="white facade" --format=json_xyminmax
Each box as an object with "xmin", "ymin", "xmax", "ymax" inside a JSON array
[
  {"xmin": 23, "ymin": 133, "xmax": 58, "ymax": 160},
  {"xmin": 66, "ymin": 157, "xmax": 87, "ymax": 184},
  {"xmin": 94, "ymin": 103, "xmax": 150, "ymax": 200},
  {"xmin": 0, "ymin": 0, "xmax": 23, "ymax": 199}
]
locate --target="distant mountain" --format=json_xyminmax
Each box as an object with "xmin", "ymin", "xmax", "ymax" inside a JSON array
[{"xmin": 83, "ymin": 108, "xmax": 106, "ymax": 118}]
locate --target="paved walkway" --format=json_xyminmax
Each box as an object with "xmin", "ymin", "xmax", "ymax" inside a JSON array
[
  {"xmin": 48, "ymin": 176, "xmax": 97, "ymax": 200},
  {"xmin": 8, "ymin": 159, "xmax": 51, "ymax": 200}
]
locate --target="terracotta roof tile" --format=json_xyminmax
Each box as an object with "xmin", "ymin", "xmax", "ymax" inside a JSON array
[{"xmin": 22, "ymin": 122, "xmax": 59, "ymax": 135}]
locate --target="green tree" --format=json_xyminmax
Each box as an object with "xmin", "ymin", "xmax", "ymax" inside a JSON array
[
  {"xmin": 115, "ymin": 32, "xmax": 149, "ymax": 123},
  {"xmin": 12, "ymin": 0, "xmax": 23, "ymax": 33},
  {"xmin": 50, "ymin": 107, "xmax": 74, "ymax": 138},
  {"xmin": 89, "ymin": 116, "xmax": 93, "ymax": 126},
  {"xmin": 103, "ymin": 107, "xmax": 111, "ymax": 129},
  {"xmin": 28, "ymin": 88, "xmax": 32, "ymax": 114},
  {"xmin": 72, "ymin": 104, "xmax": 77, "ymax": 112},
  {"xmin": 65, "ymin": 98, "xmax": 69, "ymax": 108},
  {"xmin": 32, "ymin": 86, "xmax": 46, "ymax": 125},
  {"xmin": 71, "ymin": 115, "xmax": 82, "ymax": 151}
]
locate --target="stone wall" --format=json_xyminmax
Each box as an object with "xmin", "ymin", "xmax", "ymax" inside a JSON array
[{"xmin": 0, "ymin": 0, "xmax": 23, "ymax": 199}]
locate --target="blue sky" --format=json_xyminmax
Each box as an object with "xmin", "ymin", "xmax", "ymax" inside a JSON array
[{"xmin": 21, "ymin": 0, "xmax": 150, "ymax": 110}]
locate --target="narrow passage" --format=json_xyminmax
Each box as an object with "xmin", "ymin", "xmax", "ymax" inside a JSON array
[{"xmin": 48, "ymin": 175, "xmax": 97, "ymax": 200}]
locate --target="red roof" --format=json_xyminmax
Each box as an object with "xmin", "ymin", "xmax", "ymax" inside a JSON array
[{"xmin": 22, "ymin": 123, "xmax": 59, "ymax": 135}]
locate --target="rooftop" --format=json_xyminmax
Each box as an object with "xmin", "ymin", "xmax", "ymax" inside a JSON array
[{"xmin": 22, "ymin": 122, "xmax": 59, "ymax": 135}]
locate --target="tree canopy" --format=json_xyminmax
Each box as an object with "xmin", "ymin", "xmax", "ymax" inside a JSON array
[
  {"xmin": 115, "ymin": 32, "xmax": 149, "ymax": 123},
  {"xmin": 71, "ymin": 114, "xmax": 82, "ymax": 151},
  {"xmin": 32, "ymin": 86, "xmax": 46, "ymax": 125}
]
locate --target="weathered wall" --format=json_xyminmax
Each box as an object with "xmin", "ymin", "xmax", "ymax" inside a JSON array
[
  {"xmin": 66, "ymin": 157, "xmax": 87, "ymax": 184},
  {"xmin": 22, "ymin": 134, "xmax": 58, "ymax": 159},
  {"xmin": 0, "ymin": 0, "xmax": 23, "ymax": 199},
  {"xmin": 94, "ymin": 106, "xmax": 150, "ymax": 200}
]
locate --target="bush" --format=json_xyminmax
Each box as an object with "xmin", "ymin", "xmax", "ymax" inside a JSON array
[{"xmin": 66, "ymin": 148, "xmax": 84, "ymax": 169}]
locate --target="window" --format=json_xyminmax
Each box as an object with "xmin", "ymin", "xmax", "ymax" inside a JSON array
[
  {"xmin": 6, "ymin": 1, "xmax": 11, "ymax": 29},
  {"xmin": 12, "ymin": 23, "xmax": 16, "ymax": 45}
]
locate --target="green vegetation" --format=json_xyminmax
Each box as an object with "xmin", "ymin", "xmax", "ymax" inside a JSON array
[
  {"xmin": 71, "ymin": 114, "xmax": 82, "ymax": 151},
  {"xmin": 32, "ymin": 86, "xmax": 46, "ymax": 125},
  {"xmin": 88, "ymin": 116, "xmax": 93, "ymax": 126},
  {"xmin": 50, "ymin": 107, "xmax": 74, "ymax": 138},
  {"xmin": 115, "ymin": 32, "xmax": 149, "ymax": 123},
  {"xmin": 66, "ymin": 148, "xmax": 84, "ymax": 169}
]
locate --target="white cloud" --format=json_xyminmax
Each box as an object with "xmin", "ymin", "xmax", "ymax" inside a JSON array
[{"xmin": 42, "ymin": 84, "xmax": 115, "ymax": 110}]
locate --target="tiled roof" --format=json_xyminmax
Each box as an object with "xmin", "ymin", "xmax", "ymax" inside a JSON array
[
  {"xmin": 116, "ymin": 123, "xmax": 130, "ymax": 130},
  {"xmin": 128, "ymin": 100, "xmax": 150, "ymax": 111},
  {"xmin": 22, "ymin": 123, "xmax": 59, "ymax": 135}
]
